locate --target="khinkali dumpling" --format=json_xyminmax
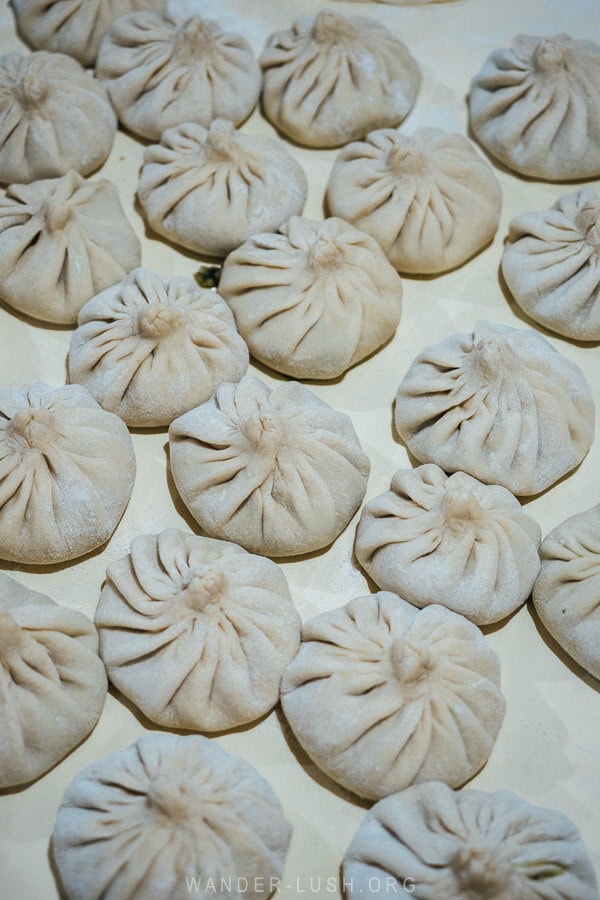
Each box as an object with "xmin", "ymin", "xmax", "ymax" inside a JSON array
[
  {"xmin": 326, "ymin": 127, "xmax": 501, "ymax": 274},
  {"xmin": 0, "ymin": 573, "xmax": 107, "ymax": 788},
  {"xmin": 137, "ymin": 119, "xmax": 308, "ymax": 258},
  {"xmin": 469, "ymin": 34, "xmax": 600, "ymax": 181},
  {"xmin": 95, "ymin": 529, "xmax": 301, "ymax": 730},
  {"xmin": 355, "ymin": 465, "xmax": 541, "ymax": 626},
  {"xmin": 343, "ymin": 781, "xmax": 599, "ymax": 899},
  {"xmin": 219, "ymin": 216, "xmax": 402, "ymax": 380},
  {"xmin": 281, "ymin": 592, "xmax": 505, "ymax": 800},
  {"xmin": 394, "ymin": 320, "xmax": 595, "ymax": 496},
  {"xmin": 0, "ymin": 171, "xmax": 141, "ymax": 324},
  {"xmin": 533, "ymin": 504, "xmax": 600, "ymax": 681},
  {"xmin": 12, "ymin": 0, "xmax": 166, "ymax": 68},
  {"xmin": 0, "ymin": 51, "xmax": 116, "ymax": 185},
  {"xmin": 68, "ymin": 268, "xmax": 249, "ymax": 427},
  {"xmin": 260, "ymin": 10, "xmax": 420, "ymax": 149},
  {"xmin": 52, "ymin": 733, "xmax": 292, "ymax": 900},
  {"xmin": 0, "ymin": 382, "xmax": 136, "ymax": 564},
  {"xmin": 169, "ymin": 375, "xmax": 370, "ymax": 557},
  {"xmin": 96, "ymin": 11, "xmax": 261, "ymax": 141},
  {"xmin": 502, "ymin": 189, "xmax": 600, "ymax": 342}
]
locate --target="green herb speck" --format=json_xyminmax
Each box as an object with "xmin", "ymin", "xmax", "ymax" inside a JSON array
[{"xmin": 194, "ymin": 266, "xmax": 222, "ymax": 290}]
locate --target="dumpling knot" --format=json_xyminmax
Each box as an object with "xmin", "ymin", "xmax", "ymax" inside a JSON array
[
  {"xmin": 313, "ymin": 10, "xmax": 359, "ymax": 45},
  {"xmin": 533, "ymin": 36, "xmax": 569, "ymax": 73},
  {"xmin": 182, "ymin": 566, "xmax": 226, "ymax": 611},
  {"xmin": 387, "ymin": 138, "xmax": 427, "ymax": 176},
  {"xmin": 242, "ymin": 412, "xmax": 283, "ymax": 452},
  {"xmin": 205, "ymin": 119, "xmax": 239, "ymax": 163},
  {"xmin": 16, "ymin": 74, "xmax": 48, "ymax": 108},
  {"xmin": 390, "ymin": 638, "xmax": 435, "ymax": 693},
  {"xmin": 147, "ymin": 771, "xmax": 192, "ymax": 823},
  {"xmin": 441, "ymin": 487, "xmax": 484, "ymax": 533},
  {"xmin": 451, "ymin": 845, "xmax": 510, "ymax": 894},
  {"xmin": 308, "ymin": 233, "xmax": 344, "ymax": 273},
  {"xmin": 8, "ymin": 408, "xmax": 55, "ymax": 453},
  {"xmin": 176, "ymin": 17, "xmax": 216, "ymax": 60},
  {"xmin": 43, "ymin": 200, "xmax": 72, "ymax": 232},
  {"xmin": 0, "ymin": 611, "xmax": 23, "ymax": 667},
  {"xmin": 138, "ymin": 305, "xmax": 183, "ymax": 339},
  {"xmin": 472, "ymin": 333, "xmax": 518, "ymax": 381}
]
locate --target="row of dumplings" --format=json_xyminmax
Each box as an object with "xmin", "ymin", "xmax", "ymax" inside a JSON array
[
  {"xmin": 1, "ymin": 355, "xmax": 598, "ymax": 678},
  {"xmin": 0, "ymin": 310, "xmax": 594, "ymax": 553},
  {"xmin": 134, "ymin": 119, "xmax": 503, "ymax": 271},
  {"xmin": 8, "ymin": 4, "xmax": 600, "ymax": 181},
  {"xmin": 2, "ymin": 7, "xmax": 419, "ymax": 173},
  {"xmin": 1, "ymin": 113, "xmax": 500, "ymax": 274},
  {"xmin": 44, "ymin": 739, "xmax": 600, "ymax": 899},
  {"xmin": 0, "ymin": 534, "xmax": 505, "ymax": 790},
  {"xmin": 11, "ymin": 6, "xmax": 421, "ymax": 146},
  {"xmin": 1, "ymin": 163, "xmax": 599, "ymax": 361},
  {"xmin": 3, "ymin": 543, "xmax": 598, "ymax": 896},
  {"xmin": 2, "ymin": 535, "xmax": 505, "ymax": 787},
  {"xmin": 3, "ymin": 14, "xmax": 600, "ymax": 339}
]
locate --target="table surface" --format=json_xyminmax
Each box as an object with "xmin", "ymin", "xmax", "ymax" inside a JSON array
[{"xmin": 0, "ymin": 0, "xmax": 599, "ymax": 897}]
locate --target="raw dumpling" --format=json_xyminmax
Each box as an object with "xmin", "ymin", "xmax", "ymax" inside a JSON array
[
  {"xmin": 52, "ymin": 733, "xmax": 292, "ymax": 900},
  {"xmin": 219, "ymin": 216, "xmax": 403, "ymax": 380},
  {"xmin": 137, "ymin": 119, "xmax": 308, "ymax": 258},
  {"xmin": 95, "ymin": 529, "xmax": 301, "ymax": 730},
  {"xmin": 0, "ymin": 171, "xmax": 141, "ymax": 324},
  {"xmin": 68, "ymin": 268, "xmax": 249, "ymax": 427},
  {"xmin": 281, "ymin": 592, "xmax": 505, "ymax": 801},
  {"xmin": 0, "ymin": 51, "xmax": 116, "ymax": 185},
  {"xmin": 0, "ymin": 382, "xmax": 136, "ymax": 564},
  {"xmin": 469, "ymin": 34, "xmax": 600, "ymax": 181},
  {"xmin": 355, "ymin": 465, "xmax": 541, "ymax": 626},
  {"xmin": 11, "ymin": 0, "xmax": 166, "ymax": 68},
  {"xmin": 394, "ymin": 320, "xmax": 595, "ymax": 496},
  {"xmin": 343, "ymin": 781, "xmax": 599, "ymax": 899},
  {"xmin": 533, "ymin": 504, "xmax": 600, "ymax": 681},
  {"xmin": 326, "ymin": 127, "xmax": 502, "ymax": 274},
  {"xmin": 502, "ymin": 189, "xmax": 600, "ymax": 342},
  {"xmin": 260, "ymin": 10, "xmax": 420, "ymax": 148},
  {"xmin": 0, "ymin": 572, "xmax": 106, "ymax": 788},
  {"xmin": 169, "ymin": 374, "xmax": 370, "ymax": 557},
  {"xmin": 96, "ymin": 11, "xmax": 261, "ymax": 141}
]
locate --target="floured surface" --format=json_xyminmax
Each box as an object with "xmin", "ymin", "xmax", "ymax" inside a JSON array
[{"xmin": 0, "ymin": 0, "xmax": 599, "ymax": 896}]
